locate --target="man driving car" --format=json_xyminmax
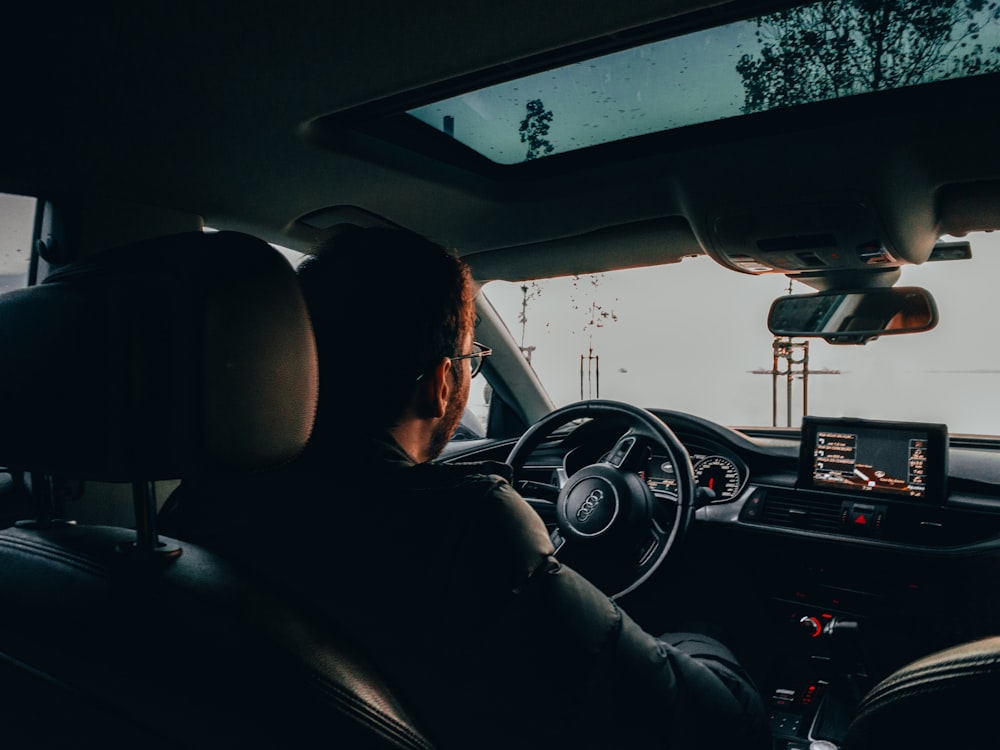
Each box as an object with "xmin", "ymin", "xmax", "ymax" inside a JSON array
[{"xmin": 160, "ymin": 226, "xmax": 769, "ymax": 750}]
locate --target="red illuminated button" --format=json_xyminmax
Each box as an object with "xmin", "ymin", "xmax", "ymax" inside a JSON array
[{"xmin": 852, "ymin": 511, "xmax": 870, "ymax": 526}]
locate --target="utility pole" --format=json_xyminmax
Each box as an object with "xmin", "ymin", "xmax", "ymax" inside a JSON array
[
  {"xmin": 580, "ymin": 343, "xmax": 600, "ymax": 399},
  {"xmin": 751, "ymin": 337, "xmax": 839, "ymax": 427}
]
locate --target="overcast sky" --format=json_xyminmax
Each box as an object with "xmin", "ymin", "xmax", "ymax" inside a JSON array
[
  {"xmin": 0, "ymin": 193, "xmax": 35, "ymax": 292},
  {"xmin": 481, "ymin": 231, "xmax": 1000, "ymax": 436}
]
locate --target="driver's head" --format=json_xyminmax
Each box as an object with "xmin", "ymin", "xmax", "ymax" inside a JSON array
[{"xmin": 297, "ymin": 226, "xmax": 475, "ymax": 459}]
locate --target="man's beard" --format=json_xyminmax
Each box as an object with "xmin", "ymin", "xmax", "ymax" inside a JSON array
[{"xmin": 427, "ymin": 366, "xmax": 470, "ymax": 460}]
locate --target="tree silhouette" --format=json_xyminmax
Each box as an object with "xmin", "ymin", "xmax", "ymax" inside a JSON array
[
  {"xmin": 519, "ymin": 99, "xmax": 555, "ymax": 160},
  {"xmin": 736, "ymin": 0, "xmax": 1000, "ymax": 113},
  {"xmin": 570, "ymin": 274, "xmax": 619, "ymax": 338},
  {"xmin": 570, "ymin": 274, "xmax": 618, "ymax": 400},
  {"xmin": 517, "ymin": 281, "xmax": 543, "ymax": 364}
]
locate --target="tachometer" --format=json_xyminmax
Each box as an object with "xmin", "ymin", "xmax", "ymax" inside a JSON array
[{"xmin": 692, "ymin": 455, "xmax": 743, "ymax": 502}]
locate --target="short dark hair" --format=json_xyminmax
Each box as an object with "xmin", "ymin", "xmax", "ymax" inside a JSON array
[{"xmin": 297, "ymin": 226, "xmax": 473, "ymax": 441}]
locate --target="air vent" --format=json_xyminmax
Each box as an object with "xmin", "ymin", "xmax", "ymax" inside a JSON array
[
  {"xmin": 743, "ymin": 490, "xmax": 1000, "ymax": 547},
  {"xmin": 749, "ymin": 490, "xmax": 844, "ymax": 533}
]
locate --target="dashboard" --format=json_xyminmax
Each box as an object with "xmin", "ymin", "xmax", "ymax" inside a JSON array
[
  {"xmin": 442, "ymin": 407, "xmax": 1000, "ymax": 746},
  {"xmin": 447, "ymin": 407, "xmax": 1000, "ymax": 554},
  {"xmin": 656, "ymin": 409, "xmax": 1000, "ymax": 552}
]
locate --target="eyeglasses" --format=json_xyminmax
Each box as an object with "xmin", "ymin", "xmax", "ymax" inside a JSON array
[
  {"xmin": 415, "ymin": 342, "xmax": 492, "ymax": 381},
  {"xmin": 451, "ymin": 341, "xmax": 492, "ymax": 378}
]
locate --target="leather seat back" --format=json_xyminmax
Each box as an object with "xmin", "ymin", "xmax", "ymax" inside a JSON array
[
  {"xmin": 0, "ymin": 231, "xmax": 435, "ymax": 749},
  {"xmin": 844, "ymin": 635, "xmax": 1000, "ymax": 748}
]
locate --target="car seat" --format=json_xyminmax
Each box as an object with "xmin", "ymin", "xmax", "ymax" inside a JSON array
[
  {"xmin": 843, "ymin": 635, "xmax": 1000, "ymax": 748},
  {"xmin": 0, "ymin": 230, "xmax": 436, "ymax": 749}
]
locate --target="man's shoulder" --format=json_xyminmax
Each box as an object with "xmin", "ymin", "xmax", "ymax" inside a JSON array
[
  {"xmin": 387, "ymin": 460, "xmax": 555, "ymax": 578},
  {"xmin": 405, "ymin": 459, "xmax": 513, "ymax": 493},
  {"xmin": 402, "ymin": 460, "xmax": 533, "ymax": 522}
]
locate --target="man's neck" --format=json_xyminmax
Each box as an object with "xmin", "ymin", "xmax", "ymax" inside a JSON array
[{"xmin": 389, "ymin": 421, "xmax": 433, "ymax": 464}]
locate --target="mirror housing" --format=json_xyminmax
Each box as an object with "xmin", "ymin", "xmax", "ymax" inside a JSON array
[{"xmin": 768, "ymin": 286, "xmax": 938, "ymax": 345}]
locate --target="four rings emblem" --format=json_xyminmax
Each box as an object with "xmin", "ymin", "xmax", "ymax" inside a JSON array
[{"xmin": 576, "ymin": 489, "xmax": 605, "ymax": 522}]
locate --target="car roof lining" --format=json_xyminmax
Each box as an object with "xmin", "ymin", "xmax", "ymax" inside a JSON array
[
  {"xmin": 6, "ymin": 0, "xmax": 1000, "ymax": 286},
  {"xmin": 293, "ymin": 74, "xmax": 1000, "ymax": 282}
]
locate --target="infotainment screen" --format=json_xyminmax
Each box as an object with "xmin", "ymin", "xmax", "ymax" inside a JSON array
[{"xmin": 798, "ymin": 417, "xmax": 948, "ymax": 502}]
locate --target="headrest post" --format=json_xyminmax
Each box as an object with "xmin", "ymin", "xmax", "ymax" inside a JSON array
[
  {"xmin": 132, "ymin": 480, "xmax": 157, "ymax": 551},
  {"xmin": 123, "ymin": 480, "xmax": 181, "ymax": 560},
  {"xmin": 39, "ymin": 474, "xmax": 56, "ymax": 524},
  {"xmin": 13, "ymin": 473, "xmax": 76, "ymax": 530}
]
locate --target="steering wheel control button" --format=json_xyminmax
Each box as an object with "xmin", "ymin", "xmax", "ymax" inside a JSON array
[{"xmin": 608, "ymin": 437, "xmax": 636, "ymax": 467}]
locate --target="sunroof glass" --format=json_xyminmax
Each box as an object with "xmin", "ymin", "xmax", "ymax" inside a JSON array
[{"xmin": 407, "ymin": 0, "xmax": 1000, "ymax": 165}]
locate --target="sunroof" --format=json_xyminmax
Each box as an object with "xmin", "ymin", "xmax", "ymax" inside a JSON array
[{"xmin": 408, "ymin": 0, "xmax": 1000, "ymax": 165}]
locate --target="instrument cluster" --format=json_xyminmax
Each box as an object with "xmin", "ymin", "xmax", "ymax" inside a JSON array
[{"xmin": 644, "ymin": 442, "xmax": 748, "ymax": 503}]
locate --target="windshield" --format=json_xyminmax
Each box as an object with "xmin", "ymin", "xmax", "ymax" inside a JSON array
[{"xmin": 481, "ymin": 231, "xmax": 1000, "ymax": 436}]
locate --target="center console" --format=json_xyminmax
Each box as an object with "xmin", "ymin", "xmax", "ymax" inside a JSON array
[
  {"xmin": 760, "ymin": 416, "xmax": 952, "ymax": 748},
  {"xmin": 764, "ymin": 604, "xmax": 869, "ymax": 750}
]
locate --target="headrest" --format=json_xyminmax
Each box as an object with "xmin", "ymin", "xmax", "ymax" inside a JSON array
[{"xmin": 0, "ymin": 231, "xmax": 317, "ymax": 481}]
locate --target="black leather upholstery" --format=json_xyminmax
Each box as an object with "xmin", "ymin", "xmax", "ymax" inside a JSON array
[
  {"xmin": 843, "ymin": 635, "xmax": 1000, "ymax": 748},
  {"xmin": 0, "ymin": 231, "xmax": 317, "ymax": 479},
  {"xmin": 0, "ymin": 232, "xmax": 436, "ymax": 749}
]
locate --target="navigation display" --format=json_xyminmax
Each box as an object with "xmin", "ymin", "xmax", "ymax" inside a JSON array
[{"xmin": 798, "ymin": 417, "xmax": 948, "ymax": 502}]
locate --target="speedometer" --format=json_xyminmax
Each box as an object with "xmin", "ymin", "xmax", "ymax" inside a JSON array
[{"xmin": 692, "ymin": 455, "xmax": 743, "ymax": 502}]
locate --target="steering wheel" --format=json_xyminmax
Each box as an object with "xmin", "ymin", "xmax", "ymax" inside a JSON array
[{"xmin": 507, "ymin": 400, "xmax": 695, "ymax": 600}]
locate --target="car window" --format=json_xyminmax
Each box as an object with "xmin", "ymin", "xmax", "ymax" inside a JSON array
[
  {"xmin": 483, "ymin": 231, "xmax": 1000, "ymax": 436},
  {"xmin": 0, "ymin": 193, "xmax": 36, "ymax": 292},
  {"xmin": 409, "ymin": 0, "xmax": 1000, "ymax": 164}
]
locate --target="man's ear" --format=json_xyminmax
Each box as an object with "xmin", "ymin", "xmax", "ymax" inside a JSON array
[{"xmin": 414, "ymin": 357, "xmax": 451, "ymax": 419}]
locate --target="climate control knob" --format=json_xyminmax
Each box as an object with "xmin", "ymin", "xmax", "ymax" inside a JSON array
[{"xmin": 799, "ymin": 615, "xmax": 823, "ymax": 638}]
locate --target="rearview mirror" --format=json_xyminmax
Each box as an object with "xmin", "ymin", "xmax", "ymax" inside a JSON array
[{"xmin": 768, "ymin": 286, "xmax": 938, "ymax": 344}]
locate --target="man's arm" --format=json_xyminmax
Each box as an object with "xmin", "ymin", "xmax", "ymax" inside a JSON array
[{"xmin": 478, "ymin": 481, "xmax": 770, "ymax": 750}]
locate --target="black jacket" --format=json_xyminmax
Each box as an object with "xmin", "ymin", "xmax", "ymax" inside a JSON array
[{"xmin": 160, "ymin": 433, "xmax": 768, "ymax": 750}]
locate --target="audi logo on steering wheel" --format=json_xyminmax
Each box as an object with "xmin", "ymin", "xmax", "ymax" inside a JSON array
[{"xmin": 576, "ymin": 489, "xmax": 605, "ymax": 522}]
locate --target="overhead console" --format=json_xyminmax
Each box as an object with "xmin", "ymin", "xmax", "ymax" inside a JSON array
[
  {"xmin": 708, "ymin": 201, "xmax": 906, "ymax": 277},
  {"xmin": 705, "ymin": 199, "xmax": 972, "ymax": 286}
]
